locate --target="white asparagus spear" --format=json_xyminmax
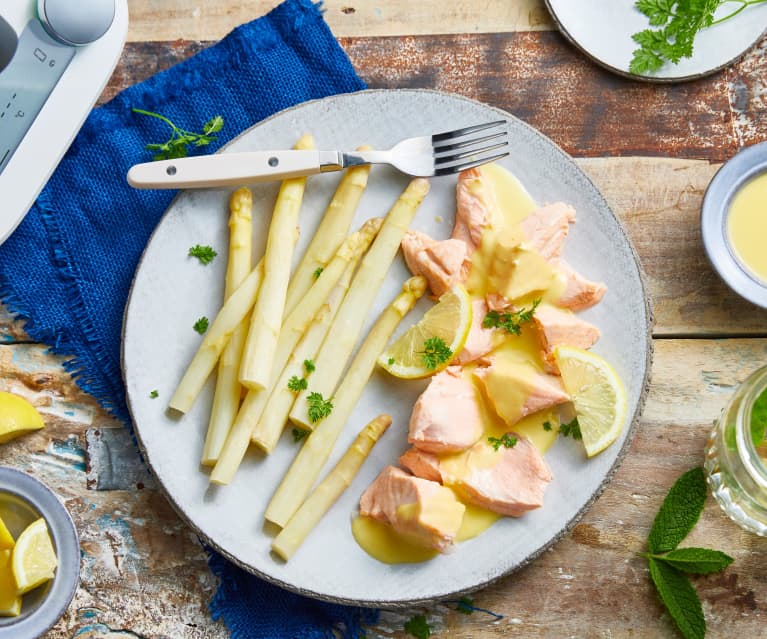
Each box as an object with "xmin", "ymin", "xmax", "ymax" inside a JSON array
[
  {"xmin": 271, "ymin": 414, "xmax": 391, "ymax": 560},
  {"xmin": 283, "ymin": 147, "xmax": 372, "ymax": 316},
  {"xmin": 288, "ymin": 178, "xmax": 430, "ymax": 428},
  {"xmin": 266, "ymin": 276, "xmax": 427, "ymax": 527},
  {"xmin": 202, "ymin": 188, "xmax": 253, "ymax": 465},
  {"xmin": 239, "ymin": 134, "xmax": 315, "ymax": 390}
]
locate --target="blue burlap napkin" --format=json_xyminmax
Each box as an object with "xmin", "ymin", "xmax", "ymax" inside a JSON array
[{"xmin": 0, "ymin": 1, "xmax": 376, "ymax": 636}]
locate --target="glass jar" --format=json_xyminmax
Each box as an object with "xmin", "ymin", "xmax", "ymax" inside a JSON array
[{"xmin": 704, "ymin": 365, "xmax": 767, "ymax": 535}]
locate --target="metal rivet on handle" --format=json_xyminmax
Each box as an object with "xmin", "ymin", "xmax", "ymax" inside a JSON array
[
  {"xmin": 268, "ymin": 157, "xmax": 279, "ymax": 167},
  {"xmin": 166, "ymin": 166, "xmax": 177, "ymax": 176}
]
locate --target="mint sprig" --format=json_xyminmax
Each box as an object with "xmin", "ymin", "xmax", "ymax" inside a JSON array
[{"xmin": 643, "ymin": 467, "xmax": 734, "ymax": 639}]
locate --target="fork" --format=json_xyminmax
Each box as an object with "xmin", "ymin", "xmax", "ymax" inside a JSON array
[{"xmin": 126, "ymin": 120, "xmax": 509, "ymax": 189}]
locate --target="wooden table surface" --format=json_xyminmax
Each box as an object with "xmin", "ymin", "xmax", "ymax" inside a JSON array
[{"xmin": 2, "ymin": 1, "xmax": 766, "ymax": 637}]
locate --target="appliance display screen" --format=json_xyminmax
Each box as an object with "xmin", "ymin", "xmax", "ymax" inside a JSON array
[{"xmin": 0, "ymin": 20, "xmax": 75, "ymax": 175}]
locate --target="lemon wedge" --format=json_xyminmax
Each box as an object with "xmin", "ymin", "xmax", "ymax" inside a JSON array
[
  {"xmin": 0, "ymin": 516, "xmax": 14, "ymax": 551},
  {"xmin": 12, "ymin": 518, "xmax": 57, "ymax": 595},
  {"xmin": 0, "ymin": 550, "xmax": 20, "ymax": 617},
  {"xmin": 378, "ymin": 284, "xmax": 472, "ymax": 379},
  {"xmin": 554, "ymin": 346, "xmax": 627, "ymax": 457},
  {"xmin": 0, "ymin": 391, "xmax": 44, "ymax": 443}
]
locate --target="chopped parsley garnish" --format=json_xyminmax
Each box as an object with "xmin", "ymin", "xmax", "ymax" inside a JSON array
[
  {"xmin": 188, "ymin": 244, "xmax": 217, "ymax": 265},
  {"xmin": 292, "ymin": 427, "xmax": 309, "ymax": 443},
  {"xmin": 483, "ymin": 299, "xmax": 541, "ymax": 336},
  {"xmin": 149, "ymin": 389, "xmax": 159, "ymax": 399},
  {"xmin": 387, "ymin": 357, "xmax": 395, "ymax": 366},
  {"xmin": 542, "ymin": 421, "xmax": 553, "ymax": 431},
  {"xmin": 488, "ymin": 433, "xmax": 518, "ymax": 451},
  {"xmin": 419, "ymin": 336, "xmax": 453, "ymax": 370},
  {"xmin": 193, "ymin": 317, "xmax": 209, "ymax": 334},
  {"xmin": 133, "ymin": 108, "xmax": 224, "ymax": 161},
  {"xmin": 304, "ymin": 359, "xmax": 316, "ymax": 374},
  {"xmin": 312, "ymin": 267, "xmax": 324, "ymax": 279},
  {"xmin": 404, "ymin": 614, "xmax": 431, "ymax": 639},
  {"xmin": 288, "ymin": 376, "xmax": 308, "ymax": 392},
  {"xmin": 307, "ymin": 392, "xmax": 333, "ymax": 423},
  {"xmin": 558, "ymin": 417, "xmax": 582, "ymax": 441}
]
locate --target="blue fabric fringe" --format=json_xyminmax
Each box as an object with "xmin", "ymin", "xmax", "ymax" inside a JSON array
[{"xmin": 0, "ymin": 0, "xmax": 375, "ymax": 636}]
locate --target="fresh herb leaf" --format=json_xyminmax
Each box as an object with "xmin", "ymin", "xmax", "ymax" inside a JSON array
[
  {"xmin": 307, "ymin": 392, "xmax": 333, "ymax": 423},
  {"xmin": 188, "ymin": 244, "xmax": 217, "ymax": 265},
  {"xmin": 404, "ymin": 614, "xmax": 431, "ymax": 639},
  {"xmin": 558, "ymin": 417, "xmax": 582, "ymax": 441},
  {"xmin": 193, "ymin": 317, "xmax": 209, "ymax": 334},
  {"xmin": 488, "ymin": 433, "xmax": 518, "ymax": 451},
  {"xmin": 288, "ymin": 376, "xmax": 308, "ymax": 392},
  {"xmin": 653, "ymin": 548, "xmax": 734, "ymax": 575},
  {"xmin": 149, "ymin": 389, "xmax": 159, "ymax": 399},
  {"xmin": 292, "ymin": 427, "xmax": 308, "ymax": 443},
  {"xmin": 751, "ymin": 387, "xmax": 767, "ymax": 447},
  {"xmin": 542, "ymin": 421, "xmax": 553, "ymax": 432},
  {"xmin": 312, "ymin": 267, "xmax": 324, "ymax": 280},
  {"xmin": 388, "ymin": 357, "xmax": 395, "ymax": 366},
  {"xmin": 629, "ymin": 0, "xmax": 767, "ymax": 75},
  {"xmin": 420, "ymin": 337, "xmax": 453, "ymax": 370},
  {"xmin": 483, "ymin": 299, "xmax": 541, "ymax": 336},
  {"xmin": 647, "ymin": 467, "xmax": 707, "ymax": 554},
  {"xmin": 648, "ymin": 558, "xmax": 706, "ymax": 639},
  {"xmin": 304, "ymin": 359, "xmax": 316, "ymax": 374},
  {"xmin": 133, "ymin": 108, "xmax": 224, "ymax": 161},
  {"xmin": 456, "ymin": 596, "xmax": 474, "ymax": 614}
]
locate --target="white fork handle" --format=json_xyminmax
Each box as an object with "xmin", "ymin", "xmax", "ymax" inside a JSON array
[{"xmin": 126, "ymin": 150, "xmax": 344, "ymax": 189}]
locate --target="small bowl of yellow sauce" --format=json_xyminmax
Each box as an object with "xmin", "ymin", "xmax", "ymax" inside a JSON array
[
  {"xmin": 702, "ymin": 142, "xmax": 767, "ymax": 308},
  {"xmin": 0, "ymin": 467, "xmax": 79, "ymax": 638}
]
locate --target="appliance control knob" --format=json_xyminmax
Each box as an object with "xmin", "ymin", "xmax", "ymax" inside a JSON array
[{"xmin": 37, "ymin": 0, "xmax": 116, "ymax": 46}]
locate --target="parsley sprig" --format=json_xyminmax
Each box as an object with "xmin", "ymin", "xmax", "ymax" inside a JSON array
[
  {"xmin": 629, "ymin": 0, "xmax": 767, "ymax": 75},
  {"xmin": 287, "ymin": 376, "xmax": 308, "ymax": 392},
  {"xmin": 641, "ymin": 467, "xmax": 733, "ymax": 639},
  {"xmin": 307, "ymin": 392, "xmax": 333, "ymax": 423},
  {"xmin": 133, "ymin": 108, "xmax": 224, "ymax": 160},
  {"xmin": 419, "ymin": 337, "xmax": 453, "ymax": 370},
  {"xmin": 543, "ymin": 418, "xmax": 582, "ymax": 440},
  {"xmin": 483, "ymin": 299, "xmax": 540, "ymax": 336},
  {"xmin": 292, "ymin": 427, "xmax": 308, "ymax": 443},
  {"xmin": 487, "ymin": 433, "xmax": 518, "ymax": 451},
  {"xmin": 188, "ymin": 244, "xmax": 217, "ymax": 265},
  {"xmin": 193, "ymin": 317, "xmax": 209, "ymax": 334}
]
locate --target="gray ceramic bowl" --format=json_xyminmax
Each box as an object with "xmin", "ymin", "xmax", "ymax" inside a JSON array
[
  {"xmin": 0, "ymin": 467, "xmax": 79, "ymax": 638},
  {"xmin": 701, "ymin": 141, "xmax": 767, "ymax": 309}
]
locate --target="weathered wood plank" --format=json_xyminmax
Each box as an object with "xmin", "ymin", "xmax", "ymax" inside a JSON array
[
  {"xmin": 125, "ymin": 0, "xmax": 553, "ymax": 42},
  {"xmin": 0, "ymin": 337, "xmax": 760, "ymax": 638},
  {"xmin": 726, "ymin": 37, "xmax": 767, "ymax": 149}
]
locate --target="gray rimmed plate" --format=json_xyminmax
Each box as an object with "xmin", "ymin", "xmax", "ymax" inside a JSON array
[
  {"xmin": 545, "ymin": 0, "xmax": 767, "ymax": 82},
  {"xmin": 0, "ymin": 466, "xmax": 80, "ymax": 637},
  {"xmin": 122, "ymin": 89, "xmax": 652, "ymax": 606}
]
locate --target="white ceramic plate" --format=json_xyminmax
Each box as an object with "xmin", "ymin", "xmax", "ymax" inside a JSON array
[
  {"xmin": 122, "ymin": 89, "xmax": 652, "ymax": 606},
  {"xmin": 545, "ymin": 0, "xmax": 767, "ymax": 81}
]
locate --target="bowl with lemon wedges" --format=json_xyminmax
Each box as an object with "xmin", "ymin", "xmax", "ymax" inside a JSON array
[{"xmin": 0, "ymin": 392, "xmax": 80, "ymax": 637}]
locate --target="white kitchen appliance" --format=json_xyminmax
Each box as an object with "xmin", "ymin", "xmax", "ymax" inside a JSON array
[{"xmin": 0, "ymin": 0, "xmax": 128, "ymax": 244}]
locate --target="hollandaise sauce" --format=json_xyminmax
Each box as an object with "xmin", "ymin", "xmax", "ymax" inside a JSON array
[
  {"xmin": 727, "ymin": 172, "xmax": 767, "ymax": 284},
  {"xmin": 353, "ymin": 164, "xmax": 568, "ymax": 564}
]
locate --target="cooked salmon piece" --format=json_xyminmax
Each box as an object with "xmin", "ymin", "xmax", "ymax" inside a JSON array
[
  {"xmin": 446, "ymin": 437, "xmax": 553, "ymax": 516},
  {"xmin": 401, "ymin": 230, "xmax": 469, "ymax": 297},
  {"xmin": 453, "ymin": 167, "xmax": 498, "ymax": 252},
  {"xmin": 359, "ymin": 466, "xmax": 465, "ymax": 552},
  {"xmin": 473, "ymin": 357, "xmax": 569, "ymax": 426},
  {"xmin": 399, "ymin": 448, "xmax": 443, "ymax": 483},
  {"xmin": 554, "ymin": 259, "xmax": 607, "ymax": 311},
  {"xmin": 520, "ymin": 202, "xmax": 576, "ymax": 260},
  {"xmin": 456, "ymin": 299, "xmax": 496, "ymax": 364},
  {"xmin": 409, "ymin": 367, "xmax": 484, "ymax": 453},
  {"xmin": 533, "ymin": 303, "xmax": 600, "ymax": 372}
]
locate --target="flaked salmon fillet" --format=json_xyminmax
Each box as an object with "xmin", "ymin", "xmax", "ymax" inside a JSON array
[
  {"xmin": 447, "ymin": 437, "xmax": 553, "ymax": 516},
  {"xmin": 359, "ymin": 466, "xmax": 465, "ymax": 552},
  {"xmin": 399, "ymin": 448, "xmax": 442, "ymax": 483},
  {"xmin": 409, "ymin": 366, "xmax": 484, "ymax": 453},
  {"xmin": 455, "ymin": 299, "xmax": 496, "ymax": 365},
  {"xmin": 533, "ymin": 303, "xmax": 600, "ymax": 372},
  {"xmin": 554, "ymin": 259, "xmax": 607, "ymax": 311},
  {"xmin": 401, "ymin": 230, "xmax": 468, "ymax": 298},
  {"xmin": 453, "ymin": 167, "xmax": 498, "ymax": 251},
  {"xmin": 520, "ymin": 202, "xmax": 576, "ymax": 260}
]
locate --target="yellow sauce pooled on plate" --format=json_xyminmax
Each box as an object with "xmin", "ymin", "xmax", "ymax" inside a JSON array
[
  {"xmin": 353, "ymin": 164, "xmax": 565, "ymax": 564},
  {"xmin": 727, "ymin": 172, "xmax": 767, "ymax": 284}
]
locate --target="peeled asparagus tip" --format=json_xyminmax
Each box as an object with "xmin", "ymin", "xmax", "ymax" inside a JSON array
[
  {"xmin": 409, "ymin": 177, "xmax": 431, "ymax": 198},
  {"xmin": 403, "ymin": 275, "xmax": 428, "ymax": 298},
  {"xmin": 337, "ymin": 217, "xmax": 385, "ymax": 260},
  {"xmin": 294, "ymin": 133, "xmax": 316, "ymax": 150},
  {"xmin": 229, "ymin": 187, "xmax": 253, "ymax": 217}
]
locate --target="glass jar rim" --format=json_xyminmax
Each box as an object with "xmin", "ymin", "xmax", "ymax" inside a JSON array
[{"xmin": 736, "ymin": 365, "xmax": 767, "ymax": 488}]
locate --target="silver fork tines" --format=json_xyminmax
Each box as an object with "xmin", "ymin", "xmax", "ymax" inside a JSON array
[{"xmin": 430, "ymin": 120, "xmax": 509, "ymax": 176}]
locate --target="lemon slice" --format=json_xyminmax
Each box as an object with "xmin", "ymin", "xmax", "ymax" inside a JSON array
[
  {"xmin": 12, "ymin": 518, "xmax": 57, "ymax": 595},
  {"xmin": 0, "ymin": 550, "xmax": 20, "ymax": 617},
  {"xmin": 379, "ymin": 284, "xmax": 472, "ymax": 379},
  {"xmin": 554, "ymin": 346, "xmax": 627, "ymax": 457},
  {"xmin": 0, "ymin": 516, "xmax": 14, "ymax": 551},
  {"xmin": 0, "ymin": 391, "xmax": 44, "ymax": 444}
]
